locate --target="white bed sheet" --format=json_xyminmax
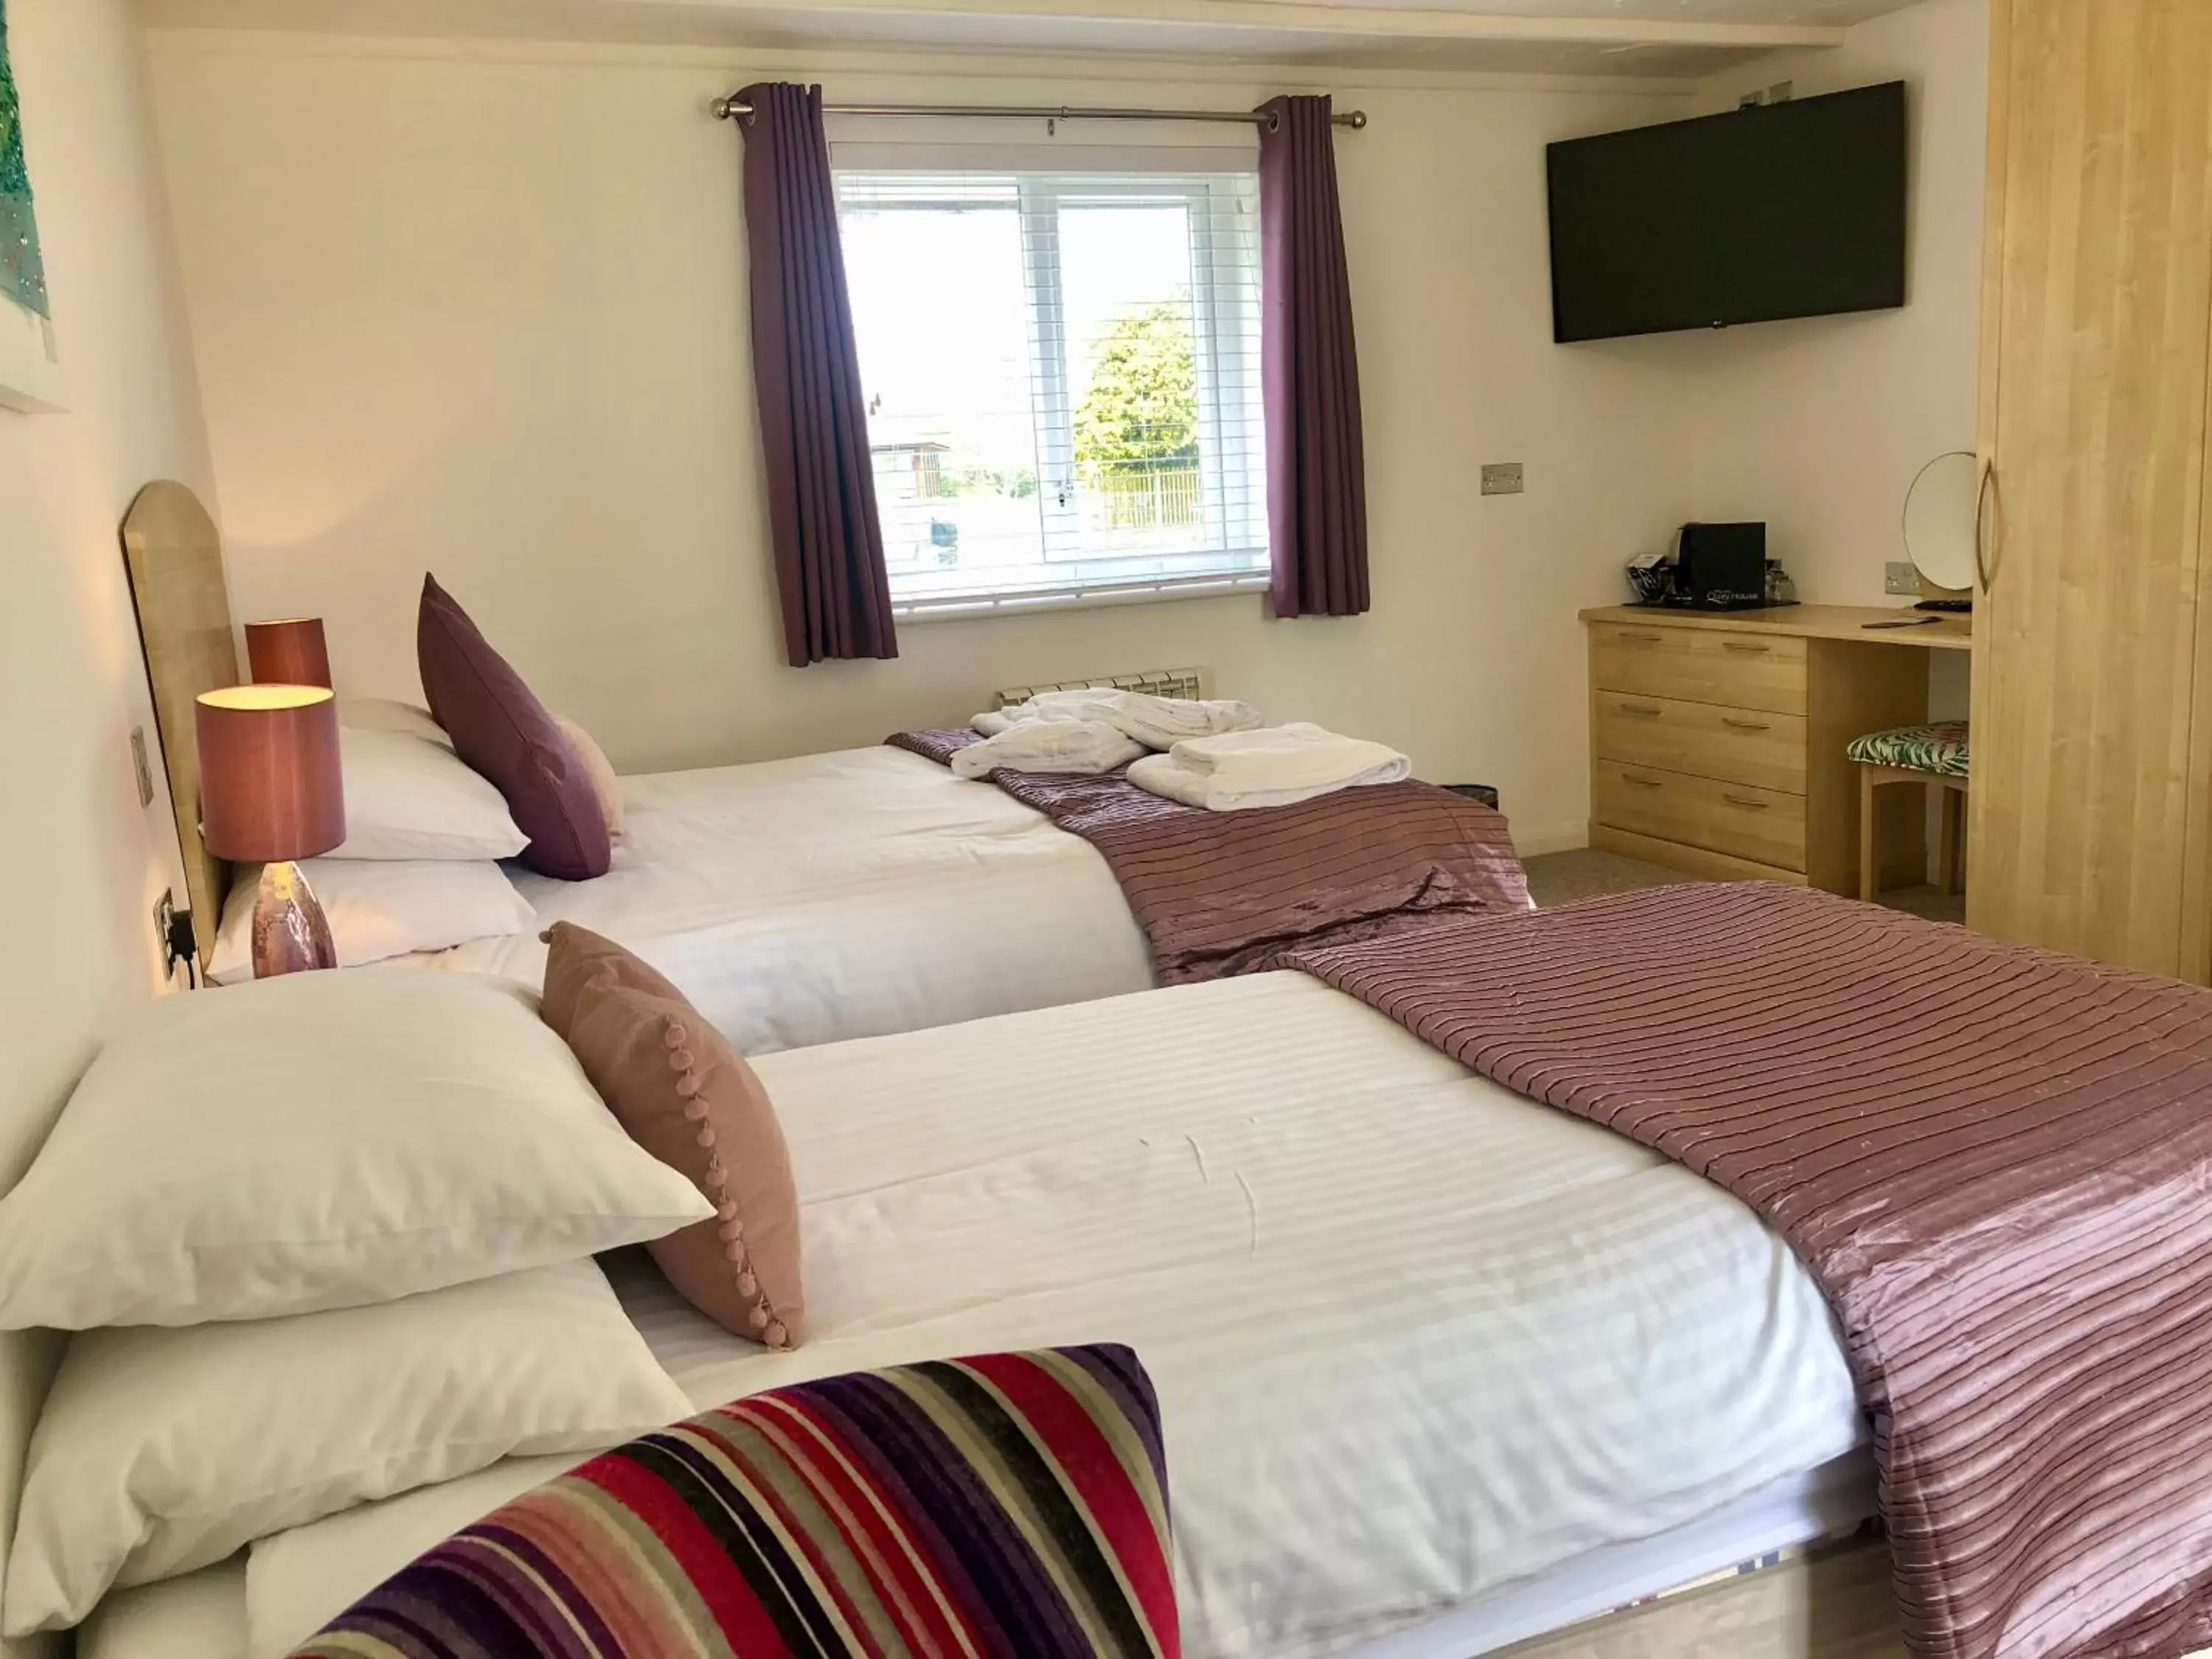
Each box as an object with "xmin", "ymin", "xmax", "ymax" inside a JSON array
[
  {"xmin": 431, "ymin": 745, "xmax": 1154, "ymax": 1053},
  {"xmin": 214, "ymin": 973, "xmax": 1865, "ymax": 1659}
]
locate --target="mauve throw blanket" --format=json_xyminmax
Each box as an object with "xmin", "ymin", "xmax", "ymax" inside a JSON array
[
  {"xmin": 1279, "ymin": 882, "xmax": 2212, "ymax": 1659},
  {"xmin": 886, "ymin": 728, "xmax": 1530, "ymax": 982}
]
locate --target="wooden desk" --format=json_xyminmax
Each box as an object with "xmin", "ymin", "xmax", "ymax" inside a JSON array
[{"xmin": 1579, "ymin": 605, "xmax": 1971, "ymax": 893}]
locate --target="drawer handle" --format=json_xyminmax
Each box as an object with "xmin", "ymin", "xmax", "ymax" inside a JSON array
[
  {"xmin": 1722, "ymin": 793, "xmax": 1770, "ymax": 811},
  {"xmin": 1722, "ymin": 717, "xmax": 1772, "ymax": 732},
  {"xmin": 1722, "ymin": 642, "xmax": 1773, "ymax": 655},
  {"xmin": 1621, "ymin": 774, "xmax": 1664, "ymax": 789},
  {"xmin": 1617, "ymin": 703, "xmax": 1663, "ymax": 719},
  {"xmin": 1618, "ymin": 632, "xmax": 1663, "ymax": 644}
]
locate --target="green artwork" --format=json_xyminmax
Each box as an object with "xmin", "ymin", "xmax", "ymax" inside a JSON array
[{"xmin": 0, "ymin": 0, "xmax": 48, "ymax": 320}]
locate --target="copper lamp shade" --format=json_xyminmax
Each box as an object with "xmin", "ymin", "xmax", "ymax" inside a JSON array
[
  {"xmin": 245, "ymin": 617, "xmax": 333, "ymax": 689},
  {"xmin": 195, "ymin": 686, "xmax": 347, "ymax": 979},
  {"xmin": 195, "ymin": 686, "xmax": 347, "ymax": 861}
]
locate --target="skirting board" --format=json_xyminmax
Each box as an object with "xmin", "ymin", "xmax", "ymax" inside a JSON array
[
  {"xmin": 1493, "ymin": 1539, "xmax": 1905, "ymax": 1659},
  {"xmin": 1512, "ymin": 823, "xmax": 1593, "ymax": 859},
  {"xmin": 1589, "ymin": 824, "xmax": 1809, "ymax": 886}
]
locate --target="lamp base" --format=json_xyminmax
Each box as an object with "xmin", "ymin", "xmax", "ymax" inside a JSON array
[{"xmin": 251, "ymin": 860, "xmax": 338, "ymax": 978}]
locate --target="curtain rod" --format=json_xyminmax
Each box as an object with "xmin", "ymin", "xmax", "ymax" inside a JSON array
[{"xmin": 711, "ymin": 97, "xmax": 1367, "ymax": 131}]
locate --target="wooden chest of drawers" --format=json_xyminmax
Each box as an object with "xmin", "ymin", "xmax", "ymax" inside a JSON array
[{"xmin": 1584, "ymin": 609, "xmax": 1938, "ymax": 893}]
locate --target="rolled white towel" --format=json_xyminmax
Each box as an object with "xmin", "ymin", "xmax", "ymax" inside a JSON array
[
  {"xmin": 951, "ymin": 719, "xmax": 1146, "ymax": 780},
  {"xmin": 970, "ymin": 710, "xmax": 1015, "ymax": 737},
  {"xmin": 1001, "ymin": 689, "xmax": 1264, "ymax": 751}
]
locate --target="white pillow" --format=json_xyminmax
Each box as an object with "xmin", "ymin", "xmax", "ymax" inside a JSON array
[
  {"xmin": 0, "ymin": 970, "xmax": 713, "ymax": 1329},
  {"xmin": 75, "ymin": 1562, "xmax": 246, "ymax": 1657},
  {"xmin": 209, "ymin": 859, "xmax": 536, "ymax": 984},
  {"xmin": 327, "ymin": 727, "xmax": 526, "ymax": 862},
  {"xmin": 3, "ymin": 1259, "xmax": 692, "ymax": 1635},
  {"xmin": 248, "ymin": 1454, "xmax": 582, "ymax": 1658},
  {"xmin": 336, "ymin": 696, "xmax": 452, "ymax": 750}
]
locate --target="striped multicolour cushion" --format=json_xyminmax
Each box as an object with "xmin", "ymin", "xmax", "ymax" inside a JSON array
[{"xmin": 289, "ymin": 1343, "xmax": 1177, "ymax": 1659}]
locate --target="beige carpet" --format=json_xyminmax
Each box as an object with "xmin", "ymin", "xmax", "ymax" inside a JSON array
[
  {"xmin": 1525, "ymin": 849, "xmax": 1966, "ymax": 925},
  {"xmin": 1523, "ymin": 849, "xmax": 1686, "ymax": 908}
]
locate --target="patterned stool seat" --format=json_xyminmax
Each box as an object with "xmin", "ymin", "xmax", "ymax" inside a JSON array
[{"xmin": 1848, "ymin": 720, "xmax": 1970, "ymax": 778}]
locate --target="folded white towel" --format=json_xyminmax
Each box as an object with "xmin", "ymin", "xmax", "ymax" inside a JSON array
[
  {"xmin": 950, "ymin": 719, "xmax": 1146, "ymax": 781},
  {"xmin": 1130, "ymin": 723, "xmax": 1410, "ymax": 810},
  {"xmin": 1001, "ymin": 689, "xmax": 1264, "ymax": 751},
  {"xmin": 970, "ymin": 710, "xmax": 1015, "ymax": 737},
  {"xmin": 1171, "ymin": 722, "xmax": 1410, "ymax": 787}
]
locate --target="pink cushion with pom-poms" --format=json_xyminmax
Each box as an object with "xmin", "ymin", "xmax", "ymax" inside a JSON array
[{"xmin": 540, "ymin": 923, "xmax": 802, "ymax": 1349}]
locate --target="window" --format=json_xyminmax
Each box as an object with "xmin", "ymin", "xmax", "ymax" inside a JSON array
[{"xmin": 836, "ymin": 168, "xmax": 1269, "ymax": 615}]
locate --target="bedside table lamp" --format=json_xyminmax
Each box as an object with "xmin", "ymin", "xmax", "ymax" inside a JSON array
[
  {"xmin": 244, "ymin": 617, "xmax": 332, "ymax": 688},
  {"xmin": 195, "ymin": 686, "xmax": 347, "ymax": 978}
]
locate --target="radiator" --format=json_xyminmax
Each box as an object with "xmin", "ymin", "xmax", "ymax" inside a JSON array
[{"xmin": 992, "ymin": 667, "xmax": 1206, "ymax": 709}]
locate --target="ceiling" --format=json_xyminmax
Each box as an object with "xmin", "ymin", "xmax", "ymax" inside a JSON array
[{"xmin": 141, "ymin": 0, "xmax": 1929, "ymax": 77}]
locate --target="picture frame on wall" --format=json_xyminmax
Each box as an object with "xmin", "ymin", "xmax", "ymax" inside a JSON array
[{"xmin": 0, "ymin": 0, "xmax": 62, "ymax": 414}]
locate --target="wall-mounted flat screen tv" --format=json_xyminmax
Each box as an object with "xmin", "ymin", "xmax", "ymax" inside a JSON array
[{"xmin": 1546, "ymin": 81, "xmax": 1908, "ymax": 344}]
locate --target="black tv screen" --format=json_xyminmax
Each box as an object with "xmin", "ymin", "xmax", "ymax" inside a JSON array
[{"xmin": 1547, "ymin": 82, "xmax": 1908, "ymax": 343}]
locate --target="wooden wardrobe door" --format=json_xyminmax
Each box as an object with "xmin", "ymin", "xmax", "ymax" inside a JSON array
[{"xmin": 1969, "ymin": 0, "xmax": 2212, "ymax": 978}]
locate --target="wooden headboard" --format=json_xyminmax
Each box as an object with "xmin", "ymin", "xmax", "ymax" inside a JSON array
[{"xmin": 120, "ymin": 481, "xmax": 239, "ymax": 970}]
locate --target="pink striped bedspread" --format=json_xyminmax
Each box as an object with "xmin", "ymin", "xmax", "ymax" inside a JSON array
[
  {"xmin": 886, "ymin": 728, "xmax": 1531, "ymax": 983},
  {"xmin": 1277, "ymin": 882, "xmax": 2212, "ymax": 1659}
]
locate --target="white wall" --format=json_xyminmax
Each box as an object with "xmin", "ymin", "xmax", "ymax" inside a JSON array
[
  {"xmin": 145, "ymin": 35, "xmax": 1708, "ymax": 852},
  {"xmin": 1667, "ymin": 0, "xmax": 1988, "ymax": 845},
  {"xmin": 0, "ymin": 0, "xmax": 216, "ymax": 1641},
  {"xmin": 1682, "ymin": 0, "xmax": 1989, "ymax": 613}
]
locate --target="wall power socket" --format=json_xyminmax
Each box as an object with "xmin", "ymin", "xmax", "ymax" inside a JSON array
[
  {"xmin": 154, "ymin": 890, "xmax": 197, "ymax": 982},
  {"xmin": 155, "ymin": 891, "xmax": 179, "ymax": 977},
  {"xmin": 1885, "ymin": 562, "xmax": 1921, "ymax": 597}
]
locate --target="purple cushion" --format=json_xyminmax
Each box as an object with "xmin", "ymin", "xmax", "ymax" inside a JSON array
[{"xmin": 416, "ymin": 576, "xmax": 610, "ymax": 880}]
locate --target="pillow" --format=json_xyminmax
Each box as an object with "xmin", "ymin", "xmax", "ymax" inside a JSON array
[
  {"xmin": 336, "ymin": 696, "xmax": 451, "ymax": 750},
  {"xmin": 417, "ymin": 575, "xmax": 610, "ymax": 880},
  {"xmin": 209, "ymin": 859, "xmax": 535, "ymax": 983},
  {"xmin": 3, "ymin": 1259, "xmax": 691, "ymax": 1635},
  {"xmin": 288, "ymin": 1346, "xmax": 1175, "ymax": 1659},
  {"xmin": 248, "ymin": 1455, "xmax": 581, "ymax": 1659},
  {"xmin": 541, "ymin": 922, "xmax": 802, "ymax": 1349},
  {"xmin": 325, "ymin": 726, "xmax": 526, "ymax": 862},
  {"xmin": 0, "ymin": 970, "xmax": 712, "ymax": 1329},
  {"xmin": 555, "ymin": 714, "xmax": 625, "ymax": 845}
]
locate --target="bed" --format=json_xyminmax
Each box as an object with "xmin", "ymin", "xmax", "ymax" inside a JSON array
[
  {"xmin": 428, "ymin": 746, "xmax": 1151, "ymax": 1053},
  {"xmin": 124, "ymin": 481, "xmax": 1510, "ymax": 1055},
  {"xmin": 65, "ymin": 973, "xmax": 1889, "ymax": 1659}
]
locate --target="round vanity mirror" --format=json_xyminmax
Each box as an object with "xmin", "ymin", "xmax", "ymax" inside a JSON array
[{"xmin": 1902, "ymin": 451, "xmax": 1982, "ymax": 597}]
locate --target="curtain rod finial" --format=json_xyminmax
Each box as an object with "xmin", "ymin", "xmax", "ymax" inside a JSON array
[
  {"xmin": 1344, "ymin": 109, "xmax": 1368, "ymax": 131},
  {"xmin": 712, "ymin": 95, "xmax": 745, "ymax": 121}
]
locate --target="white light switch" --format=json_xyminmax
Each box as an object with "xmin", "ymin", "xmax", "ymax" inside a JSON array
[{"xmin": 130, "ymin": 726, "xmax": 156, "ymax": 808}]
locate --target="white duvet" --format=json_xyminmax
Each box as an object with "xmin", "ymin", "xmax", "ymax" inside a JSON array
[
  {"xmin": 433, "ymin": 745, "xmax": 1155, "ymax": 1053},
  {"xmin": 213, "ymin": 973, "xmax": 1863, "ymax": 1659}
]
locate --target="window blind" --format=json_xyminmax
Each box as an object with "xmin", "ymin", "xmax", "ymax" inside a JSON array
[{"xmin": 835, "ymin": 168, "xmax": 1270, "ymax": 613}]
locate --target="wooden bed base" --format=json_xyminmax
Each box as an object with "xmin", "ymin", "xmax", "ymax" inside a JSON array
[{"xmin": 1496, "ymin": 1540, "xmax": 1905, "ymax": 1659}]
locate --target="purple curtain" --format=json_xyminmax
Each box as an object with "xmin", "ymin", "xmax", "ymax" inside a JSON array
[
  {"xmin": 736, "ymin": 83, "xmax": 897, "ymax": 666},
  {"xmin": 1255, "ymin": 94, "xmax": 1368, "ymax": 619}
]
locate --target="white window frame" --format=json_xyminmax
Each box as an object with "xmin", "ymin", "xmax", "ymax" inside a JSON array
[{"xmin": 835, "ymin": 166, "xmax": 1270, "ymax": 620}]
